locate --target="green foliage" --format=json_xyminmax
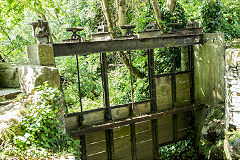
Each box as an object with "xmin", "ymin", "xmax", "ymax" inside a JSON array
[
  {"xmin": 201, "ymin": 0, "xmax": 223, "ymax": 33},
  {"xmin": 201, "ymin": 0, "xmax": 240, "ymax": 40},
  {"xmin": 158, "ymin": 137, "xmax": 197, "ymax": 160},
  {"xmin": 226, "ymin": 129, "xmax": 240, "ymax": 145},
  {"xmin": 0, "ymin": 83, "xmax": 80, "ymax": 159},
  {"xmin": 161, "ymin": 2, "xmax": 187, "ymax": 30},
  {"xmin": 198, "ymin": 104, "xmax": 225, "ymax": 159}
]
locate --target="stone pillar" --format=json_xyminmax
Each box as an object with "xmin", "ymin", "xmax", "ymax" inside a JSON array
[
  {"xmin": 193, "ymin": 33, "xmax": 225, "ymax": 150},
  {"xmin": 19, "ymin": 44, "xmax": 61, "ymax": 94},
  {"xmin": 194, "ymin": 33, "xmax": 225, "ymax": 106},
  {"xmin": 19, "ymin": 44, "xmax": 66, "ymax": 131}
]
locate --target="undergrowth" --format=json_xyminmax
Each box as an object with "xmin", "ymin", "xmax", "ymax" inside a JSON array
[{"xmin": 0, "ymin": 83, "xmax": 80, "ymax": 159}]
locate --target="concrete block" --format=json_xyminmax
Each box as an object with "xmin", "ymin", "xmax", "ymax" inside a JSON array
[{"xmin": 26, "ymin": 44, "xmax": 56, "ymax": 66}]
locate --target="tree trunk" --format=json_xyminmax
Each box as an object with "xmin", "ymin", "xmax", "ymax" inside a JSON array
[
  {"xmin": 151, "ymin": 0, "xmax": 164, "ymax": 31},
  {"xmin": 118, "ymin": 0, "xmax": 127, "ymax": 34},
  {"xmin": 101, "ymin": 0, "xmax": 115, "ymax": 36},
  {"xmin": 101, "ymin": 0, "xmax": 146, "ymax": 79},
  {"xmin": 118, "ymin": 0, "xmax": 145, "ymax": 79},
  {"xmin": 167, "ymin": 0, "xmax": 176, "ymax": 14},
  {"xmin": 118, "ymin": 53, "xmax": 145, "ymax": 79}
]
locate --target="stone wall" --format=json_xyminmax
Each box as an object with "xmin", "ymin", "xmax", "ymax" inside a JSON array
[{"xmin": 225, "ymin": 49, "xmax": 240, "ymax": 128}]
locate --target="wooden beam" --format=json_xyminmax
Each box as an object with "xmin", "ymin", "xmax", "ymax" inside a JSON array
[
  {"xmin": 69, "ymin": 104, "xmax": 205, "ymax": 137},
  {"xmin": 53, "ymin": 34, "xmax": 203, "ymax": 57}
]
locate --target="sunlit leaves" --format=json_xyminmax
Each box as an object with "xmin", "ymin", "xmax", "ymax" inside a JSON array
[{"xmin": 7, "ymin": 0, "xmax": 14, "ymax": 5}]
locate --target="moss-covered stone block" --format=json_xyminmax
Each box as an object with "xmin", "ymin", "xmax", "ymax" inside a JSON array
[
  {"xmin": 26, "ymin": 44, "xmax": 56, "ymax": 66},
  {"xmin": 0, "ymin": 63, "xmax": 20, "ymax": 88},
  {"xmin": 18, "ymin": 65, "xmax": 61, "ymax": 94}
]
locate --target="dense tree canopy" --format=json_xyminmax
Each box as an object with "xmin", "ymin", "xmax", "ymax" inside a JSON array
[{"xmin": 1, "ymin": 0, "xmax": 240, "ymax": 110}]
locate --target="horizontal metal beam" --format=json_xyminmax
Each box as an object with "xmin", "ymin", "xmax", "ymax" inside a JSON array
[
  {"xmin": 53, "ymin": 34, "xmax": 203, "ymax": 57},
  {"xmin": 69, "ymin": 104, "xmax": 205, "ymax": 137}
]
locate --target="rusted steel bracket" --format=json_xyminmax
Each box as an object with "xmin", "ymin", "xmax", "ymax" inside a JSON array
[
  {"xmin": 62, "ymin": 27, "xmax": 83, "ymax": 43},
  {"xmin": 120, "ymin": 25, "xmax": 136, "ymax": 36},
  {"xmin": 92, "ymin": 22, "xmax": 112, "ymax": 41},
  {"xmin": 31, "ymin": 20, "xmax": 50, "ymax": 44},
  {"xmin": 145, "ymin": 22, "xmax": 159, "ymax": 32}
]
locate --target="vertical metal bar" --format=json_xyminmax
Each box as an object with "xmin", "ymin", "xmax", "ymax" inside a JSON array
[
  {"xmin": 128, "ymin": 51, "xmax": 137, "ymax": 160},
  {"xmin": 171, "ymin": 48, "xmax": 177, "ymax": 141},
  {"xmin": 76, "ymin": 55, "xmax": 83, "ymax": 112},
  {"xmin": 76, "ymin": 55, "xmax": 87, "ymax": 160},
  {"xmin": 100, "ymin": 53, "xmax": 114, "ymax": 160},
  {"xmin": 101, "ymin": 53, "xmax": 111, "ymax": 121},
  {"xmin": 128, "ymin": 51, "xmax": 134, "ymax": 114},
  {"xmin": 188, "ymin": 45, "xmax": 197, "ymax": 150},
  {"xmin": 148, "ymin": 49, "xmax": 159, "ymax": 160},
  {"xmin": 148, "ymin": 49, "xmax": 157, "ymax": 111},
  {"xmin": 188, "ymin": 45, "xmax": 195, "ymax": 104},
  {"xmin": 80, "ymin": 135, "xmax": 87, "ymax": 160},
  {"xmin": 105, "ymin": 130, "xmax": 114, "ymax": 160}
]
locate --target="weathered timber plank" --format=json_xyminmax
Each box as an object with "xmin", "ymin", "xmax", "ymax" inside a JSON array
[
  {"xmin": 113, "ymin": 125, "xmax": 130, "ymax": 138},
  {"xmin": 85, "ymin": 132, "xmax": 106, "ymax": 157},
  {"xmin": 158, "ymin": 115, "xmax": 173, "ymax": 144},
  {"xmin": 86, "ymin": 140, "xmax": 106, "ymax": 156},
  {"xmin": 87, "ymin": 151, "xmax": 107, "ymax": 160},
  {"xmin": 65, "ymin": 116, "xmax": 78, "ymax": 130},
  {"xmin": 155, "ymin": 70, "xmax": 191, "ymax": 78},
  {"xmin": 83, "ymin": 110, "xmax": 105, "ymax": 126},
  {"xmin": 114, "ymin": 136, "xmax": 132, "ymax": 159},
  {"xmin": 177, "ymin": 112, "xmax": 189, "ymax": 130},
  {"xmin": 53, "ymin": 35, "xmax": 202, "ymax": 57},
  {"xmin": 136, "ymin": 140, "xmax": 153, "ymax": 160},
  {"xmin": 117, "ymin": 155, "xmax": 132, "ymax": 160},
  {"xmin": 135, "ymin": 120, "xmax": 151, "ymax": 133},
  {"xmin": 69, "ymin": 104, "xmax": 204, "ymax": 136},
  {"xmin": 177, "ymin": 112, "xmax": 189, "ymax": 138},
  {"xmin": 112, "ymin": 106, "xmax": 130, "ymax": 121},
  {"xmin": 136, "ymin": 130, "xmax": 152, "ymax": 143},
  {"xmin": 86, "ymin": 131, "xmax": 106, "ymax": 144},
  {"xmin": 177, "ymin": 127, "xmax": 189, "ymax": 139},
  {"xmin": 65, "ymin": 101, "xmax": 150, "ymax": 130},
  {"xmin": 156, "ymin": 75, "xmax": 172, "ymax": 111},
  {"xmin": 176, "ymin": 73, "xmax": 191, "ymax": 106},
  {"xmin": 133, "ymin": 102, "xmax": 151, "ymax": 116}
]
